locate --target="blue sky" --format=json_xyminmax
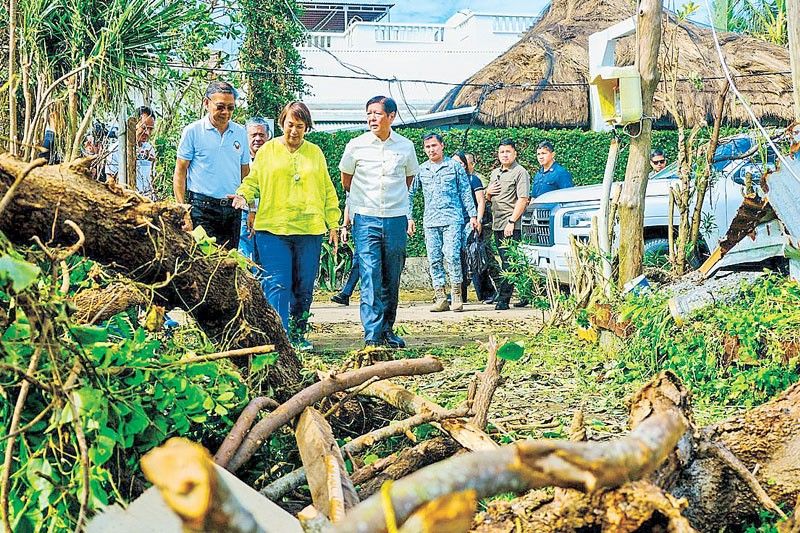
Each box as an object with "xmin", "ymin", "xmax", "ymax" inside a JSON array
[
  {"xmin": 388, "ymin": 1, "xmax": 549, "ymax": 22},
  {"xmin": 386, "ymin": 0, "xmax": 704, "ymax": 24}
]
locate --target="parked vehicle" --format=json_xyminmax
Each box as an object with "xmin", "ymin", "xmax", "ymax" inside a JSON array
[{"xmin": 520, "ymin": 134, "xmax": 776, "ymax": 283}]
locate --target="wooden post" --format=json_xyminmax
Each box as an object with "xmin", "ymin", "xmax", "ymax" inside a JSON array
[
  {"xmin": 617, "ymin": 0, "xmax": 664, "ymax": 285},
  {"xmin": 597, "ymin": 137, "xmax": 620, "ymax": 294},
  {"xmin": 126, "ymin": 116, "xmax": 137, "ymax": 188},
  {"xmin": 789, "ymin": 0, "xmax": 800, "ymax": 120}
]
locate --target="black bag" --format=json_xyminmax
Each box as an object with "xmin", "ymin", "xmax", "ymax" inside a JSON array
[{"xmin": 466, "ymin": 229, "xmax": 489, "ymax": 277}]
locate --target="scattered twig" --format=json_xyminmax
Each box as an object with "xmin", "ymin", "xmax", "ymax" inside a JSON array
[
  {"xmin": 0, "ymin": 363, "xmax": 54, "ymax": 392},
  {"xmin": 171, "ymin": 344, "xmax": 276, "ymax": 366},
  {"xmin": 1, "ymin": 337, "xmax": 46, "ymax": 532}
]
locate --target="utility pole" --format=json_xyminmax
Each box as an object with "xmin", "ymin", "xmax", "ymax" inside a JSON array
[
  {"xmin": 788, "ymin": 0, "xmax": 800, "ymax": 120},
  {"xmin": 617, "ymin": 0, "xmax": 664, "ymax": 285}
]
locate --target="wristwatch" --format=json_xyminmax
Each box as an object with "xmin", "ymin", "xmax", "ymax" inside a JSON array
[{"xmin": 508, "ymin": 218, "xmax": 517, "ymax": 225}]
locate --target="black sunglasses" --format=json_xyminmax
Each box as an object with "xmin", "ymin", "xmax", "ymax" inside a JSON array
[{"xmin": 651, "ymin": 159, "xmax": 666, "ymax": 165}]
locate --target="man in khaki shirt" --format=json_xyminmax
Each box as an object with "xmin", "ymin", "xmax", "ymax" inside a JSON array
[{"xmin": 485, "ymin": 139, "xmax": 530, "ymax": 310}]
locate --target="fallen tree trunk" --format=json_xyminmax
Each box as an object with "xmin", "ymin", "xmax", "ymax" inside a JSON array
[
  {"xmin": 0, "ymin": 155, "xmax": 301, "ymax": 400},
  {"xmin": 220, "ymin": 357, "xmax": 444, "ymax": 472}
]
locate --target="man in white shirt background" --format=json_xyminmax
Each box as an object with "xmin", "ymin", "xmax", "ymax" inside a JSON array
[{"xmin": 339, "ymin": 96, "xmax": 419, "ymax": 348}]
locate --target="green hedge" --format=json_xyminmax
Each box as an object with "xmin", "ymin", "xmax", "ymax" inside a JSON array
[{"xmin": 308, "ymin": 127, "xmax": 739, "ymax": 256}]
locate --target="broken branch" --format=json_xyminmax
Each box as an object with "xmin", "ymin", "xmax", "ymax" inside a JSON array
[
  {"xmin": 220, "ymin": 357, "xmax": 444, "ymax": 472},
  {"xmin": 332, "ymin": 411, "xmax": 687, "ymax": 533}
]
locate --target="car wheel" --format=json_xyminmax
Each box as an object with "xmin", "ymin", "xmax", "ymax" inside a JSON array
[
  {"xmin": 643, "ymin": 238, "xmax": 670, "ymax": 269},
  {"xmin": 643, "ymin": 237, "xmax": 709, "ymax": 270}
]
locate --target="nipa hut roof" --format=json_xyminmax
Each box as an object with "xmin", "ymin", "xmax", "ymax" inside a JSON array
[{"xmin": 431, "ymin": 0, "xmax": 795, "ymax": 128}]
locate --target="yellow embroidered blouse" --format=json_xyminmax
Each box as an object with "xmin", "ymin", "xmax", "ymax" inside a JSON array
[{"xmin": 237, "ymin": 138, "xmax": 341, "ymax": 236}]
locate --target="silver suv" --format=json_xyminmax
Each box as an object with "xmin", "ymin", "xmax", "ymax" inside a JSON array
[{"xmin": 521, "ymin": 134, "xmax": 778, "ymax": 283}]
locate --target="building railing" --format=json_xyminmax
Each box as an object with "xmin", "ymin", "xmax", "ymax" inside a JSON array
[
  {"xmin": 373, "ymin": 24, "xmax": 446, "ymax": 43},
  {"xmin": 491, "ymin": 15, "xmax": 537, "ymax": 33}
]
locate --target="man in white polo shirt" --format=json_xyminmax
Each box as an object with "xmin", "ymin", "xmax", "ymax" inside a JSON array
[
  {"xmin": 173, "ymin": 81, "xmax": 250, "ymax": 249},
  {"xmin": 340, "ymin": 96, "xmax": 419, "ymax": 348}
]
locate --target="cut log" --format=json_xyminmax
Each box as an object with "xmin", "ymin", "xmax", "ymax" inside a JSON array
[
  {"xmin": 295, "ymin": 408, "xmax": 359, "ymax": 522},
  {"xmin": 220, "ymin": 357, "xmax": 445, "ymax": 472},
  {"xmin": 140, "ymin": 438, "xmax": 265, "ymax": 533},
  {"xmin": 351, "ymin": 436, "xmax": 460, "ymax": 499},
  {"xmin": 360, "ymin": 380, "xmax": 498, "ymax": 451},
  {"xmin": 0, "ymin": 155, "xmax": 301, "ymax": 400}
]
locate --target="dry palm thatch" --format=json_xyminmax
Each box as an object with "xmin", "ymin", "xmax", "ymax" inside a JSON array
[{"xmin": 431, "ymin": 0, "xmax": 794, "ymax": 128}]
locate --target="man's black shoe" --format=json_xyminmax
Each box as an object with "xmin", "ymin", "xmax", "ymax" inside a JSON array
[
  {"xmin": 514, "ymin": 299, "xmax": 530, "ymax": 308},
  {"xmin": 495, "ymin": 301, "xmax": 510, "ymax": 311},
  {"xmin": 365, "ymin": 340, "xmax": 385, "ymax": 348},
  {"xmin": 331, "ymin": 292, "xmax": 350, "ymax": 306},
  {"xmin": 483, "ymin": 293, "xmax": 497, "ymax": 304},
  {"xmin": 385, "ymin": 332, "xmax": 406, "ymax": 349}
]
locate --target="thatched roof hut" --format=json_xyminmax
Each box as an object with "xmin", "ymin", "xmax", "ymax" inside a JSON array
[{"xmin": 431, "ymin": 0, "xmax": 794, "ymax": 128}]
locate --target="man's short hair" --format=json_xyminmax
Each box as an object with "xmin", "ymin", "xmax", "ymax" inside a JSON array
[
  {"xmin": 279, "ymin": 101, "xmax": 314, "ymax": 130},
  {"xmin": 366, "ymin": 95, "xmax": 397, "ymax": 114},
  {"xmin": 137, "ymin": 105, "xmax": 155, "ymax": 119},
  {"xmin": 651, "ymin": 148, "xmax": 666, "ymax": 159},
  {"xmin": 498, "ymin": 138, "xmax": 516, "ymax": 151},
  {"xmin": 246, "ymin": 117, "xmax": 272, "ymax": 137},
  {"xmin": 537, "ymin": 140, "xmax": 555, "ymax": 153},
  {"xmin": 205, "ymin": 81, "xmax": 238, "ymax": 100},
  {"xmin": 422, "ymin": 132, "xmax": 443, "ymax": 144}
]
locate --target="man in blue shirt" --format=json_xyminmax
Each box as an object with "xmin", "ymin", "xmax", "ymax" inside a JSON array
[
  {"xmin": 531, "ymin": 140, "xmax": 574, "ymax": 198},
  {"xmin": 174, "ymin": 81, "xmax": 250, "ymax": 249},
  {"xmin": 410, "ymin": 134, "xmax": 477, "ymax": 312}
]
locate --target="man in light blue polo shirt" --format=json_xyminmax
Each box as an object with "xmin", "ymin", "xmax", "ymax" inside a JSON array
[{"xmin": 174, "ymin": 81, "xmax": 250, "ymax": 249}]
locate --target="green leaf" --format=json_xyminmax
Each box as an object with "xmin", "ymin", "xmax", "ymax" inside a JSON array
[
  {"xmin": 251, "ymin": 352, "xmax": 278, "ymax": 373},
  {"xmin": 70, "ymin": 325, "xmax": 109, "ymax": 345},
  {"xmin": 363, "ymin": 453, "xmax": 379, "ymax": 466},
  {"xmin": 217, "ymin": 391, "xmax": 235, "ymax": 402},
  {"xmin": 497, "ymin": 340, "xmax": 525, "ymax": 361},
  {"xmin": 0, "ymin": 254, "xmax": 40, "ymax": 292}
]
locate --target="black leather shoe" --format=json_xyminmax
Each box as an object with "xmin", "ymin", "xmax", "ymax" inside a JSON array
[
  {"xmin": 514, "ymin": 299, "xmax": 530, "ymax": 308},
  {"xmin": 483, "ymin": 293, "xmax": 497, "ymax": 304},
  {"xmin": 331, "ymin": 292, "xmax": 350, "ymax": 306},
  {"xmin": 495, "ymin": 301, "xmax": 510, "ymax": 311},
  {"xmin": 384, "ymin": 332, "xmax": 406, "ymax": 349}
]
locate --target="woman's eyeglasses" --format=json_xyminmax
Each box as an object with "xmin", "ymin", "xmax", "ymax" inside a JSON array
[{"xmin": 651, "ymin": 159, "xmax": 666, "ymax": 165}]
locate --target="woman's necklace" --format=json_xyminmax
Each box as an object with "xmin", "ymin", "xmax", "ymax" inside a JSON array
[{"xmin": 283, "ymin": 137, "xmax": 303, "ymax": 182}]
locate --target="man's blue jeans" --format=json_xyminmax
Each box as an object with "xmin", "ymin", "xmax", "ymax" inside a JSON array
[
  {"xmin": 352, "ymin": 214, "xmax": 407, "ymax": 343},
  {"xmin": 254, "ymin": 231, "xmax": 323, "ymax": 336},
  {"xmin": 424, "ymin": 223, "xmax": 463, "ymax": 287}
]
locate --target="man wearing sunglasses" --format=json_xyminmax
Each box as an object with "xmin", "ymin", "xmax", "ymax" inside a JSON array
[
  {"xmin": 650, "ymin": 148, "xmax": 668, "ymax": 174},
  {"xmin": 174, "ymin": 81, "xmax": 251, "ymax": 249}
]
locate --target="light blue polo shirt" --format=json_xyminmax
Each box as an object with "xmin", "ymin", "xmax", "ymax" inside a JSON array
[{"xmin": 177, "ymin": 116, "xmax": 250, "ymax": 199}]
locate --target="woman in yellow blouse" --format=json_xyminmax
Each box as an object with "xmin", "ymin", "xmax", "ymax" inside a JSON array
[{"xmin": 232, "ymin": 101, "xmax": 340, "ymax": 351}]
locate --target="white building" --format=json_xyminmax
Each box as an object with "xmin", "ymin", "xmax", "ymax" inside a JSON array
[{"xmin": 297, "ymin": 2, "xmax": 540, "ymax": 131}]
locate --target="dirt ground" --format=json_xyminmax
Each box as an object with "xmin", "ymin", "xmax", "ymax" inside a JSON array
[
  {"xmin": 309, "ymin": 290, "xmax": 541, "ymax": 352},
  {"xmin": 308, "ymin": 290, "xmax": 633, "ymax": 443}
]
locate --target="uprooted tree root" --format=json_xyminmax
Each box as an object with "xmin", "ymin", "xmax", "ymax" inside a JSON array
[{"xmin": 0, "ymin": 154, "xmax": 301, "ymax": 399}]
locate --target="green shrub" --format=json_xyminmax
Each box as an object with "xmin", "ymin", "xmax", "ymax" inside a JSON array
[{"xmin": 307, "ymin": 126, "xmax": 740, "ymax": 256}]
